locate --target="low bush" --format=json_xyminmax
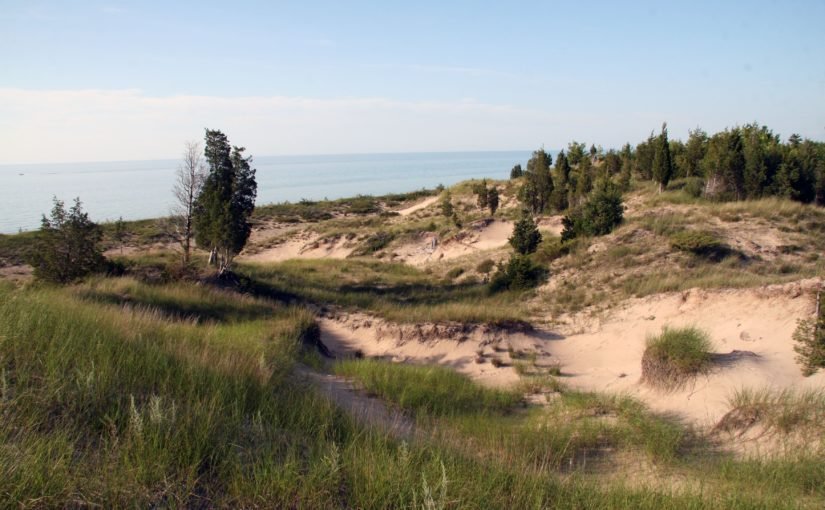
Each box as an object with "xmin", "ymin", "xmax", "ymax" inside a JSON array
[
  {"xmin": 475, "ymin": 258, "xmax": 495, "ymax": 275},
  {"xmin": 669, "ymin": 230, "xmax": 734, "ymax": 261},
  {"xmin": 446, "ymin": 267, "xmax": 465, "ymax": 279},
  {"xmin": 642, "ymin": 326, "xmax": 713, "ymax": 389},
  {"xmin": 353, "ymin": 231, "xmax": 395, "ymax": 255},
  {"xmin": 561, "ymin": 179, "xmax": 624, "ymax": 241},
  {"xmin": 489, "ymin": 255, "xmax": 545, "ymax": 293}
]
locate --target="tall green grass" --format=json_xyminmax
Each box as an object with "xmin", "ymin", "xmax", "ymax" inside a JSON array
[
  {"xmin": 334, "ymin": 359, "xmax": 522, "ymax": 416},
  {"xmin": 1, "ymin": 279, "xmax": 823, "ymax": 507}
]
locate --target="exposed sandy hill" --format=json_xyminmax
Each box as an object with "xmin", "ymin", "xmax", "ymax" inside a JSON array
[
  {"xmin": 396, "ymin": 195, "xmax": 439, "ymax": 216},
  {"xmin": 548, "ymin": 278, "xmax": 824, "ymax": 427},
  {"xmin": 241, "ymin": 232, "xmax": 354, "ymax": 263},
  {"xmin": 317, "ymin": 278, "xmax": 824, "ymax": 429},
  {"xmin": 393, "ymin": 219, "xmax": 514, "ymax": 266}
]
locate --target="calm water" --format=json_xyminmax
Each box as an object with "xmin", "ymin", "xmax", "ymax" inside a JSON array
[{"xmin": 0, "ymin": 151, "xmax": 532, "ymax": 234}]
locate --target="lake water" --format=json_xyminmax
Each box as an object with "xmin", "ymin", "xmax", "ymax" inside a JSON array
[{"xmin": 0, "ymin": 151, "xmax": 533, "ymax": 234}]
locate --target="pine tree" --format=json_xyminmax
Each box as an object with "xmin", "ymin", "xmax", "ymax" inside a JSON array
[
  {"xmin": 551, "ymin": 150, "xmax": 571, "ymax": 211},
  {"xmin": 28, "ymin": 197, "xmax": 105, "ymax": 283},
  {"xmin": 193, "ymin": 129, "xmax": 257, "ymax": 273},
  {"xmin": 440, "ymin": 191, "xmax": 454, "ymax": 218},
  {"xmin": 509, "ymin": 213, "xmax": 542, "ymax": 255},
  {"xmin": 652, "ymin": 123, "xmax": 674, "ymax": 192},
  {"xmin": 519, "ymin": 148, "xmax": 554, "ymax": 214},
  {"xmin": 510, "ymin": 164, "xmax": 524, "ymax": 179},
  {"xmin": 474, "ymin": 180, "xmax": 489, "ymax": 210},
  {"xmin": 488, "ymin": 187, "xmax": 500, "ymax": 216}
]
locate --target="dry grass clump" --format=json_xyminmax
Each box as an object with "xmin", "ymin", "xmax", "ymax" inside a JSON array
[
  {"xmin": 715, "ymin": 388, "xmax": 825, "ymax": 438},
  {"xmin": 641, "ymin": 326, "xmax": 713, "ymax": 390}
]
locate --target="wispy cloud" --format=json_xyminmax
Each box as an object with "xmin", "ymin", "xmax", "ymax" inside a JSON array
[{"xmin": 0, "ymin": 88, "xmax": 549, "ymax": 163}]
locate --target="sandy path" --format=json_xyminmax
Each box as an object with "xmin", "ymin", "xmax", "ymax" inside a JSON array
[
  {"xmin": 297, "ymin": 366, "xmax": 415, "ymax": 438},
  {"xmin": 396, "ymin": 196, "xmax": 439, "ymax": 216}
]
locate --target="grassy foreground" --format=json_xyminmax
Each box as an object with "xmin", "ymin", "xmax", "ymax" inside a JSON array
[{"xmin": 1, "ymin": 278, "xmax": 823, "ymax": 508}]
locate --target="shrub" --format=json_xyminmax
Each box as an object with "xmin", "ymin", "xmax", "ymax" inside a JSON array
[
  {"xmin": 475, "ymin": 259, "xmax": 495, "ymax": 275},
  {"xmin": 533, "ymin": 237, "xmax": 570, "ymax": 264},
  {"xmin": 355, "ymin": 231, "xmax": 395, "ymax": 255},
  {"xmin": 793, "ymin": 293, "xmax": 825, "ymax": 376},
  {"xmin": 28, "ymin": 197, "xmax": 105, "ymax": 283},
  {"xmin": 489, "ymin": 255, "xmax": 545, "ymax": 293},
  {"xmin": 561, "ymin": 179, "xmax": 623, "ymax": 241},
  {"xmin": 642, "ymin": 326, "xmax": 713, "ymax": 389},
  {"xmin": 683, "ymin": 177, "xmax": 705, "ymax": 198},
  {"xmin": 669, "ymin": 230, "xmax": 724, "ymax": 256},
  {"xmin": 446, "ymin": 267, "xmax": 465, "ymax": 279},
  {"xmin": 509, "ymin": 214, "xmax": 542, "ymax": 255}
]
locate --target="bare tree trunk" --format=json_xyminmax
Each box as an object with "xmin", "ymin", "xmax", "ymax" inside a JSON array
[{"xmin": 172, "ymin": 141, "xmax": 205, "ymax": 264}]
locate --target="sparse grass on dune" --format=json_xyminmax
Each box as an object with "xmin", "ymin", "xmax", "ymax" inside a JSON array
[{"xmin": 241, "ymin": 258, "xmax": 528, "ymax": 324}]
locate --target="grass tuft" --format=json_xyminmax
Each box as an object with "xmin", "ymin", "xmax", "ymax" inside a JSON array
[{"xmin": 642, "ymin": 326, "xmax": 713, "ymax": 390}]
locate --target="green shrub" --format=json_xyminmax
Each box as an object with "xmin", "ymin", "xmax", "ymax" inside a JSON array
[
  {"xmin": 354, "ymin": 231, "xmax": 395, "ymax": 255},
  {"xmin": 509, "ymin": 214, "xmax": 542, "ymax": 255},
  {"xmin": 28, "ymin": 197, "xmax": 106, "ymax": 283},
  {"xmin": 475, "ymin": 259, "xmax": 496, "ymax": 275},
  {"xmin": 642, "ymin": 326, "xmax": 713, "ymax": 389},
  {"xmin": 489, "ymin": 255, "xmax": 545, "ymax": 293},
  {"xmin": 561, "ymin": 179, "xmax": 624, "ymax": 241},
  {"xmin": 446, "ymin": 267, "xmax": 465, "ymax": 279},
  {"xmin": 533, "ymin": 237, "xmax": 571, "ymax": 264},
  {"xmin": 684, "ymin": 177, "xmax": 705, "ymax": 198},
  {"xmin": 669, "ymin": 230, "xmax": 724, "ymax": 256}
]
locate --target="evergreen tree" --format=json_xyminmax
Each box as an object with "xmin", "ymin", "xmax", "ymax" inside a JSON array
[
  {"xmin": 487, "ymin": 186, "xmax": 500, "ymax": 216},
  {"xmin": 193, "ymin": 129, "xmax": 258, "ymax": 273},
  {"xmin": 567, "ymin": 141, "xmax": 586, "ymax": 166},
  {"xmin": 113, "ymin": 216, "xmax": 127, "ymax": 254},
  {"xmin": 474, "ymin": 180, "xmax": 489, "ymax": 210},
  {"xmin": 618, "ymin": 143, "xmax": 633, "ymax": 190},
  {"xmin": 440, "ymin": 191, "xmax": 454, "ymax": 218},
  {"xmin": 509, "ymin": 213, "xmax": 542, "ymax": 255},
  {"xmin": 683, "ymin": 127, "xmax": 708, "ymax": 178},
  {"xmin": 551, "ymin": 150, "xmax": 571, "ymax": 211},
  {"xmin": 652, "ymin": 123, "xmax": 674, "ymax": 192},
  {"xmin": 561, "ymin": 179, "xmax": 624, "ymax": 241},
  {"xmin": 574, "ymin": 157, "xmax": 593, "ymax": 201},
  {"xmin": 634, "ymin": 132, "xmax": 656, "ymax": 180},
  {"xmin": 519, "ymin": 148, "xmax": 554, "ymax": 214},
  {"xmin": 510, "ymin": 164, "xmax": 524, "ymax": 179},
  {"xmin": 28, "ymin": 197, "xmax": 105, "ymax": 283}
]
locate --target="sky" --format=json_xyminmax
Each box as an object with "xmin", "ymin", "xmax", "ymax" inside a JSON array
[{"xmin": 1, "ymin": 0, "xmax": 824, "ymax": 164}]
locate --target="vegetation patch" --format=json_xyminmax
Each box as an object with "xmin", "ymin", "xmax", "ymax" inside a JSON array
[
  {"xmin": 642, "ymin": 326, "xmax": 713, "ymax": 389},
  {"xmin": 334, "ymin": 359, "xmax": 521, "ymax": 416},
  {"xmin": 669, "ymin": 229, "xmax": 730, "ymax": 260},
  {"xmin": 716, "ymin": 388, "xmax": 825, "ymax": 438}
]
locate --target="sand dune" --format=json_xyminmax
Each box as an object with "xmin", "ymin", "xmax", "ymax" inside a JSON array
[{"xmin": 317, "ymin": 278, "xmax": 824, "ymax": 429}]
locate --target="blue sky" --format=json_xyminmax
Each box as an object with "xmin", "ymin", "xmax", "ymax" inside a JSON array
[{"xmin": 1, "ymin": 0, "xmax": 824, "ymax": 163}]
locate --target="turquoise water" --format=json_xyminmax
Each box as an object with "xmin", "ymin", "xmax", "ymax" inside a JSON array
[{"xmin": 0, "ymin": 151, "xmax": 532, "ymax": 233}]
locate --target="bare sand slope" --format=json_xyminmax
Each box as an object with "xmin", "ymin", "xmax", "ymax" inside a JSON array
[
  {"xmin": 548, "ymin": 278, "xmax": 825, "ymax": 426},
  {"xmin": 396, "ymin": 196, "xmax": 439, "ymax": 216},
  {"xmin": 317, "ymin": 279, "xmax": 823, "ymax": 428},
  {"xmin": 241, "ymin": 234, "xmax": 354, "ymax": 263},
  {"xmin": 394, "ymin": 219, "xmax": 514, "ymax": 266},
  {"xmin": 318, "ymin": 314, "xmax": 542, "ymax": 388}
]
